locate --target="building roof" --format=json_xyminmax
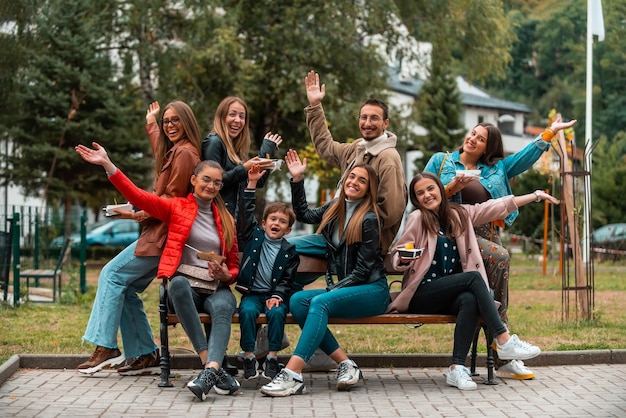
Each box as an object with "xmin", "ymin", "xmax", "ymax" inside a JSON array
[{"xmin": 385, "ymin": 67, "xmax": 532, "ymax": 114}]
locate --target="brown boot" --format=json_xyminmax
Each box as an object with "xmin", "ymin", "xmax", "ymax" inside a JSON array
[
  {"xmin": 77, "ymin": 346, "xmax": 125, "ymax": 375},
  {"xmin": 117, "ymin": 349, "xmax": 160, "ymax": 376}
]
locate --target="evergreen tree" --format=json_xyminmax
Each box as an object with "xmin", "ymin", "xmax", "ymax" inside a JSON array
[
  {"xmin": 5, "ymin": 0, "xmax": 151, "ymax": 234},
  {"xmin": 415, "ymin": 54, "xmax": 465, "ymax": 168}
]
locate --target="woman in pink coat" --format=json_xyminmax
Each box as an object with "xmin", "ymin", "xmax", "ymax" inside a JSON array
[{"xmin": 388, "ymin": 172, "xmax": 559, "ymax": 391}]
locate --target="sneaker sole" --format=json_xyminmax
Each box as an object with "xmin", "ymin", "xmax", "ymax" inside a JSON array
[
  {"xmin": 495, "ymin": 349, "xmax": 541, "ymax": 361},
  {"xmin": 259, "ymin": 384, "xmax": 307, "ymax": 397},
  {"xmin": 446, "ymin": 378, "xmax": 478, "ymax": 390},
  {"xmin": 118, "ymin": 366, "xmax": 161, "ymax": 376},
  {"xmin": 336, "ymin": 370, "xmax": 363, "ymax": 391},
  {"xmin": 496, "ymin": 370, "xmax": 535, "ymax": 380},
  {"xmin": 187, "ymin": 383, "xmax": 209, "ymax": 401},
  {"xmin": 214, "ymin": 384, "xmax": 241, "ymax": 396},
  {"xmin": 77, "ymin": 354, "xmax": 126, "ymax": 375},
  {"xmin": 243, "ymin": 370, "xmax": 259, "ymax": 380}
]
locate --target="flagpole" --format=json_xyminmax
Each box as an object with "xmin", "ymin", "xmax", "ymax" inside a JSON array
[{"xmin": 583, "ymin": 0, "xmax": 593, "ymax": 264}]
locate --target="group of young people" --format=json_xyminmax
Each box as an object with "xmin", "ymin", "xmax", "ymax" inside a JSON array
[{"xmin": 73, "ymin": 70, "xmax": 576, "ymax": 401}]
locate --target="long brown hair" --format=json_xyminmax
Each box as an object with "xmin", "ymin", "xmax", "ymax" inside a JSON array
[
  {"xmin": 458, "ymin": 122, "xmax": 504, "ymax": 166},
  {"xmin": 210, "ymin": 96, "xmax": 251, "ymax": 165},
  {"xmin": 317, "ymin": 164, "xmax": 381, "ymax": 245},
  {"xmin": 155, "ymin": 101, "xmax": 202, "ymax": 178},
  {"xmin": 193, "ymin": 160, "xmax": 236, "ymax": 250},
  {"xmin": 409, "ymin": 172, "xmax": 469, "ymax": 239}
]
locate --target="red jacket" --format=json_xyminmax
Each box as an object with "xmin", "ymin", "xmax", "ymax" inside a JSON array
[{"xmin": 109, "ymin": 169, "xmax": 239, "ymax": 282}]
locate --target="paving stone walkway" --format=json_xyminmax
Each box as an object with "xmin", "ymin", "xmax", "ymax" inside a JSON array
[{"xmin": 1, "ymin": 364, "xmax": 625, "ymax": 417}]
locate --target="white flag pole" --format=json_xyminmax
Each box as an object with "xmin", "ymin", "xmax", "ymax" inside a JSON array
[{"xmin": 583, "ymin": 0, "xmax": 593, "ymax": 264}]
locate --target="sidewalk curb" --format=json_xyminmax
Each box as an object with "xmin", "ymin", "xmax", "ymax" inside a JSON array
[{"xmin": 2, "ymin": 349, "xmax": 624, "ymax": 386}]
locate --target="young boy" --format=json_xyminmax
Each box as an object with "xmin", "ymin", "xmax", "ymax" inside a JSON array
[{"xmin": 236, "ymin": 166, "xmax": 300, "ymax": 380}]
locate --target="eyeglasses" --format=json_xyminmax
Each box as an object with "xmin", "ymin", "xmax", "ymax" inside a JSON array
[
  {"xmin": 199, "ymin": 176, "xmax": 224, "ymax": 189},
  {"xmin": 162, "ymin": 116, "xmax": 181, "ymax": 126},
  {"xmin": 359, "ymin": 115, "xmax": 383, "ymax": 123}
]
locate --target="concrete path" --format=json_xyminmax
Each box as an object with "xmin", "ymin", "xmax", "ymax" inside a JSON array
[{"xmin": 1, "ymin": 363, "xmax": 624, "ymax": 417}]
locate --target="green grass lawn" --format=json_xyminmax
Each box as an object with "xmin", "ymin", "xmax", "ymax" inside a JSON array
[{"xmin": 1, "ymin": 256, "xmax": 625, "ymax": 365}]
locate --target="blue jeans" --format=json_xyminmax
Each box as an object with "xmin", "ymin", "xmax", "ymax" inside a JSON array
[
  {"xmin": 408, "ymin": 271, "xmax": 507, "ymax": 365},
  {"xmin": 290, "ymin": 278, "xmax": 389, "ymax": 362},
  {"xmin": 239, "ymin": 294, "xmax": 288, "ymax": 353},
  {"xmin": 288, "ymin": 234, "xmax": 326, "ymax": 256},
  {"xmin": 82, "ymin": 240, "xmax": 159, "ymax": 358},
  {"xmin": 168, "ymin": 276, "xmax": 236, "ymax": 365},
  {"xmin": 288, "ymin": 234, "xmax": 327, "ymax": 292}
]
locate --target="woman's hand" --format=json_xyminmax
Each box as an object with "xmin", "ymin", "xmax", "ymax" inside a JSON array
[
  {"xmin": 264, "ymin": 131, "xmax": 283, "ymax": 148},
  {"xmin": 146, "ymin": 101, "xmax": 160, "ymax": 125},
  {"xmin": 244, "ymin": 156, "xmax": 275, "ymax": 172},
  {"xmin": 550, "ymin": 115, "xmax": 577, "ymax": 134},
  {"xmin": 285, "ymin": 149, "xmax": 307, "ymax": 182},
  {"xmin": 208, "ymin": 260, "xmax": 232, "ymax": 283},
  {"xmin": 75, "ymin": 142, "xmax": 115, "ymax": 172},
  {"xmin": 447, "ymin": 174, "xmax": 474, "ymax": 196}
]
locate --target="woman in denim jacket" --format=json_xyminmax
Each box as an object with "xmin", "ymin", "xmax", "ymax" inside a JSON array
[{"xmin": 423, "ymin": 115, "xmax": 576, "ymax": 379}]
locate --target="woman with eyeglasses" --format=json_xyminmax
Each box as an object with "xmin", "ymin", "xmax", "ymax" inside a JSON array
[
  {"xmin": 76, "ymin": 144, "xmax": 242, "ymax": 401},
  {"xmin": 77, "ymin": 101, "xmax": 202, "ymax": 377},
  {"xmin": 202, "ymin": 96, "xmax": 282, "ymax": 248}
]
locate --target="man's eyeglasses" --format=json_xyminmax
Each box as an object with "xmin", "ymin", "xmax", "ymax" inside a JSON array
[
  {"xmin": 359, "ymin": 115, "xmax": 382, "ymax": 123},
  {"xmin": 199, "ymin": 176, "xmax": 224, "ymax": 189},
  {"xmin": 162, "ymin": 116, "xmax": 181, "ymax": 126}
]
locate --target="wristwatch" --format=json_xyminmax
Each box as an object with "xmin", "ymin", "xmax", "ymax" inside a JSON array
[{"xmin": 534, "ymin": 190, "xmax": 542, "ymax": 202}]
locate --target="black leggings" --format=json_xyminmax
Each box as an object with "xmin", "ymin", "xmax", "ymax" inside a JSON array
[{"xmin": 408, "ymin": 271, "xmax": 507, "ymax": 365}]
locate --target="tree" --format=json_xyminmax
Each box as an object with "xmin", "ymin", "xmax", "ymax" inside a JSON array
[
  {"xmin": 590, "ymin": 132, "xmax": 626, "ymax": 227},
  {"xmin": 393, "ymin": 0, "xmax": 516, "ymax": 82},
  {"xmin": 4, "ymin": 0, "xmax": 151, "ymax": 234},
  {"xmin": 414, "ymin": 54, "xmax": 465, "ymax": 169}
]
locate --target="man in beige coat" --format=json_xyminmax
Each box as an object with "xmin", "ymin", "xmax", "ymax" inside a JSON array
[{"xmin": 290, "ymin": 70, "xmax": 407, "ymax": 257}]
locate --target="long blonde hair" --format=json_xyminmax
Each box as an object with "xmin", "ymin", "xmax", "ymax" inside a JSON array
[
  {"xmin": 155, "ymin": 101, "xmax": 202, "ymax": 178},
  {"xmin": 193, "ymin": 160, "xmax": 236, "ymax": 250},
  {"xmin": 317, "ymin": 164, "xmax": 381, "ymax": 245},
  {"xmin": 210, "ymin": 96, "xmax": 251, "ymax": 164}
]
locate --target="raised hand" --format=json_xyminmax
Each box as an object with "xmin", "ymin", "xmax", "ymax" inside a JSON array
[
  {"xmin": 285, "ymin": 149, "xmax": 307, "ymax": 182},
  {"xmin": 550, "ymin": 115, "xmax": 577, "ymax": 134},
  {"xmin": 264, "ymin": 131, "xmax": 283, "ymax": 148},
  {"xmin": 145, "ymin": 101, "xmax": 160, "ymax": 124},
  {"xmin": 75, "ymin": 142, "xmax": 111, "ymax": 167},
  {"xmin": 304, "ymin": 70, "xmax": 326, "ymax": 107},
  {"xmin": 247, "ymin": 163, "xmax": 266, "ymax": 186}
]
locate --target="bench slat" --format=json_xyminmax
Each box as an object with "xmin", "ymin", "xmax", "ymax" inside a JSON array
[{"xmin": 167, "ymin": 312, "xmax": 459, "ymax": 325}]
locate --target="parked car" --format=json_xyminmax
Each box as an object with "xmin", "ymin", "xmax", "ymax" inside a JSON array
[
  {"xmin": 591, "ymin": 223, "xmax": 626, "ymax": 248},
  {"xmin": 51, "ymin": 219, "xmax": 140, "ymax": 248}
]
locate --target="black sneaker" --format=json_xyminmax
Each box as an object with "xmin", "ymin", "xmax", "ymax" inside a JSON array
[
  {"xmin": 243, "ymin": 356, "xmax": 259, "ymax": 380},
  {"xmin": 187, "ymin": 367, "xmax": 219, "ymax": 401},
  {"xmin": 214, "ymin": 368, "xmax": 241, "ymax": 395},
  {"xmin": 262, "ymin": 357, "xmax": 281, "ymax": 380}
]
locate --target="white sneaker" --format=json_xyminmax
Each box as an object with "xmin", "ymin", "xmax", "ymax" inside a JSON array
[
  {"xmin": 259, "ymin": 369, "xmax": 306, "ymax": 397},
  {"xmin": 494, "ymin": 334, "xmax": 541, "ymax": 360},
  {"xmin": 446, "ymin": 365, "xmax": 478, "ymax": 390},
  {"xmin": 496, "ymin": 360, "xmax": 535, "ymax": 380},
  {"xmin": 335, "ymin": 360, "xmax": 362, "ymax": 391}
]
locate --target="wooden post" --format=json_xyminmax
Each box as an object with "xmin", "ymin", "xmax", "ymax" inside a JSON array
[
  {"xmin": 542, "ymin": 189, "xmax": 549, "ymax": 276},
  {"xmin": 554, "ymin": 123, "xmax": 589, "ymax": 318}
]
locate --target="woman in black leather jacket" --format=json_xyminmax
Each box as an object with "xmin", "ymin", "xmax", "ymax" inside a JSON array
[{"xmin": 259, "ymin": 149, "xmax": 390, "ymax": 397}]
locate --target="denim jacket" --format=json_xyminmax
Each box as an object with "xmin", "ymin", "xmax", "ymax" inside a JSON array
[{"xmin": 423, "ymin": 135, "xmax": 550, "ymax": 226}]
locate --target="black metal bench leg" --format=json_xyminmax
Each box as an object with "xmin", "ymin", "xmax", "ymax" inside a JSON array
[
  {"xmin": 158, "ymin": 278, "xmax": 173, "ymax": 387},
  {"xmin": 470, "ymin": 324, "xmax": 481, "ymax": 376},
  {"xmin": 483, "ymin": 324, "xmax": 497, "ymax": 385}
]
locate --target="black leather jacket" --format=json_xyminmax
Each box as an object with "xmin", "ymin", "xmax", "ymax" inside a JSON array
[
  {"xmin": 290, "ymin": 179, "xmax": 387, "ymax": 290},
  {"xmin": 201, "ymin": 133, "xmax": 277, "ymax": 247}
]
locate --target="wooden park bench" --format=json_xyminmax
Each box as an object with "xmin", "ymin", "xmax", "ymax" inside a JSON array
[
  {"xmin": 19, "ymin": 238, "xmax": 73, "ymax": 303},
  {"xmin": 158, "ymin": 254, "xmax": 495, "ymax": 387}
]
